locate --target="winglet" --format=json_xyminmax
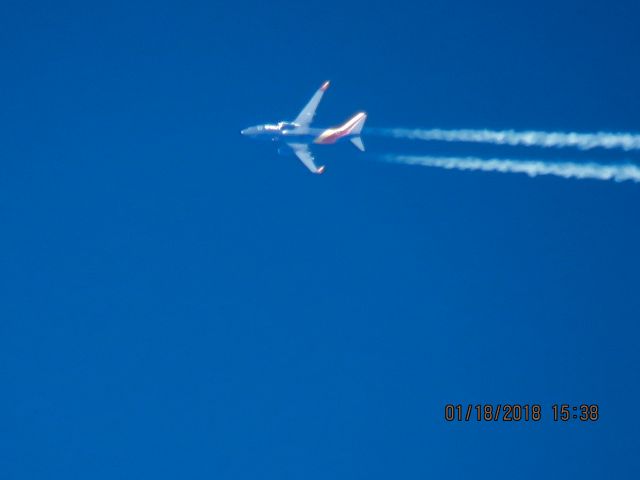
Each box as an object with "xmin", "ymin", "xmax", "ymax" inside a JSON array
[
  {"xmin": 320, "ymin": 81, "xmax": 330, "ymax": 91},
  {"xmin": 317, "ymin": 165, "xmax": 326, "ymax": 174}
]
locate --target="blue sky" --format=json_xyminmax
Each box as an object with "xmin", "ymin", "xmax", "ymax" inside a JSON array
[{"xmin": 2, "ymin": 1, "xmax": 640, "ymax": 478}]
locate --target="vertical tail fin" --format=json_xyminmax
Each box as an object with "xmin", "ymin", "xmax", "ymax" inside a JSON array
[{"xmin": 344, "ymin": 112, "xmax": 367, "ymax": 135}]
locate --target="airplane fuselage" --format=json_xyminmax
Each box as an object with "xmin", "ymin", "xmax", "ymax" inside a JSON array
[{"xmin": 240, "ymin": 121, "xmax": 361, "ymax": 145}]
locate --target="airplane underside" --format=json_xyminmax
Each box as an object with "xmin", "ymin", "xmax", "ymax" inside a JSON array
[{"xmin": 241, "ymin": 81, "xmax": 367, "ymax": 174}]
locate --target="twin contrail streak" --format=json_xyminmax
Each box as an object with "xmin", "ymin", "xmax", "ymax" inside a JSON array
[
  {"xmin": 384, "ymin": 155, "xmax": 640, "ymax": 183},
  {"xmin": 373, "ymin": 128, "xmax": 640, "ymax": 151}
]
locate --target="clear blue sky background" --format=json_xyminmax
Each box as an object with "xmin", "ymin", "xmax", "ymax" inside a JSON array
[{"xmin": 2, "ymin": 1, "xmax": 640, "ymax": 478}]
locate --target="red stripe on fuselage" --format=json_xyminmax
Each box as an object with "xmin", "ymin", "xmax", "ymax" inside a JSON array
[
  {"xmin": 314, "ymin": 113, "xmax": 364, "ymax": 144},
  {"xmin": 314, "ymin": 129, "xmax": 343, "ymax": 144}
]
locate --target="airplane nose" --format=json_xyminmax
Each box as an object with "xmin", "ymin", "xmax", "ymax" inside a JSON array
[{"xmin": 241, "ymin": 126, "xmax": 258, "ymax": 136}]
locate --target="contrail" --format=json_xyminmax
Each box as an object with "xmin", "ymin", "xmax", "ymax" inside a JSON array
[
  {"xmin": 384, "ymin": 154, "xmax": 640, "ymax": 183},
  {"xmin": 373, "ymin": 128, "xmax": 640, "ymax": 151}
]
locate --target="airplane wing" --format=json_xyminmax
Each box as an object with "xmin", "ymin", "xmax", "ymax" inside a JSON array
[
  {"xmin": 293, "ymin": 81, "xmax": 330, "ymax": 129},
  {"xmin": 288, "ymin": 143, "xmax": 325, "ymax": 174}
]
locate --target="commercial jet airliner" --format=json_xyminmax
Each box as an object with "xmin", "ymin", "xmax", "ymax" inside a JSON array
[{"xmin": 241, "ymin": 81, "xmax": 367, "ymax": 174}]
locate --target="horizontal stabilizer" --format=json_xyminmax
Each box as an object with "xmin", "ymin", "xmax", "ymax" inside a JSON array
[{"xmin": 350, "ymin": 136, "xmax": 365, "ymax": 151}]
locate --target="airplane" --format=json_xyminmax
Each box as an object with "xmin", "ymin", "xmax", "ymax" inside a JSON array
[{"xmin": 240, "ymin": 81, "xmax": 367, "ymax": 174}]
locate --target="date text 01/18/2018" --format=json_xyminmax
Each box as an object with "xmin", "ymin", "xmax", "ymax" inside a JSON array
[{"xmin": 444, "ymin": 404, "xmax": 599, "ymax": 422}]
